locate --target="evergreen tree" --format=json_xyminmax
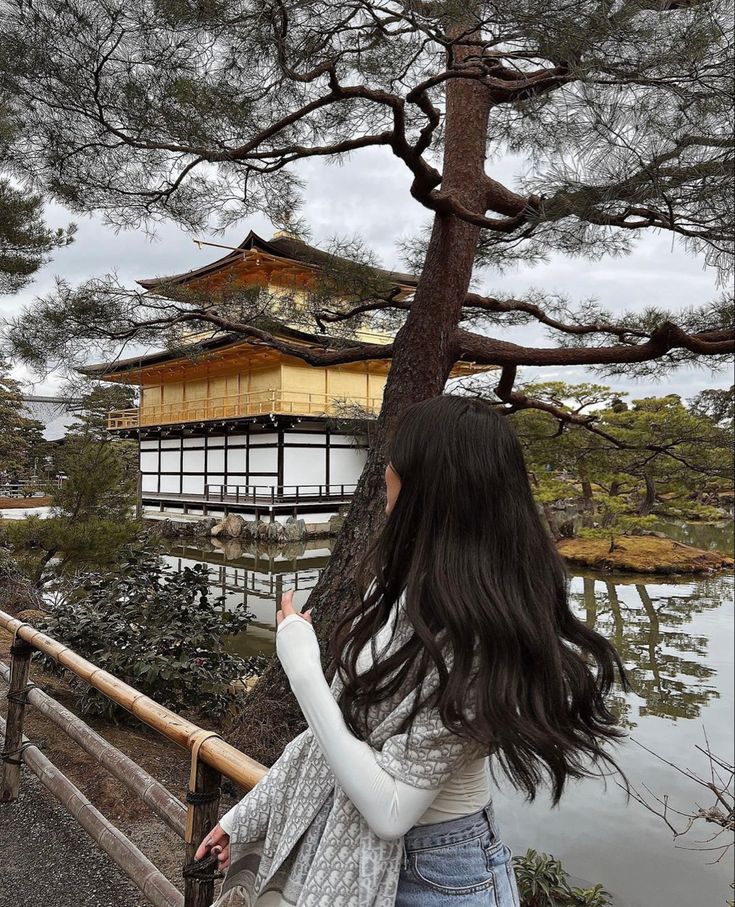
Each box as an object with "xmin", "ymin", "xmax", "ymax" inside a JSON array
[
  {"xmin": 508, "ymin": 381, "xmax": 735, "ymax": 537},
  {"xmin": 0, "ymin": 357, "xmax": 48, "ymax": 484},
  {"xmin": 0, "ymin": 107, "xmax": 74, "ymax": 294},
  {"xmin": 0, "ymin": 178, "xmax": 75, "ymax": 294},
  {"xmin": 690, "ymin": 384, "xmax": 735, "ymax": 427},
  {"xmin": 1, "ymin": 0, "xmax": 732, "ymax": 759},
  {"xmin": 5, "ymin": 383, "xmax": 139, "ymax": 585}
]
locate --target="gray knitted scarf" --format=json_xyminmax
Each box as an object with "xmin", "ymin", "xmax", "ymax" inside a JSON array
[{"xmin": 213, "ymin": 601, "xmax": 485, "ymax": 907}]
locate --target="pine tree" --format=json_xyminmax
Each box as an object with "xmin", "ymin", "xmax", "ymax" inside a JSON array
[
  {"xmin": 0, "ymin": 357, "xmax": 48, "ymax": 484},
  {"xmin": 0, "ymin": 107, "xmax": 74, "ymax": 294},
  {"xmin": 5, "ymin": 384, "xmax": 139, "ymax": 586},
  {"xmin": 1, "ymin": 0, "xmax": 732, "ymax": 759}
]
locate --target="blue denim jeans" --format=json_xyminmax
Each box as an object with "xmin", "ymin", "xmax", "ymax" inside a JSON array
[{"xmin": 395, "ymin": 804, "xmax": 520, "ymax": 906}]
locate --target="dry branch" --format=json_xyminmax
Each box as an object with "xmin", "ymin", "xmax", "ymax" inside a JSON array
[{"xmin": 623, "ymin": 732, "xmax": 734, "ymax": 864}]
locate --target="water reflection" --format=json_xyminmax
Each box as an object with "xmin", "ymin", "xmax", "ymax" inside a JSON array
[
  {"xmin": 162, "ymin": 538, "xmax": 332, "ymax": 658},
  {"xmin": 574, "ymin": 575, "xmax": 727, "ymax": 724},
  {"xmin": 653, "ymin": 519, "xmax": 734, "ymax": 555}
]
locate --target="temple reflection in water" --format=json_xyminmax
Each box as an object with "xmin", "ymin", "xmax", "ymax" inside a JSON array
[
  {"xmin": 162, "ymin": 537, "xmax": 332, "ymax": 659},
  {"xmin": 164, "ymin": 537, "xmax": 729, "ymax": 725}
]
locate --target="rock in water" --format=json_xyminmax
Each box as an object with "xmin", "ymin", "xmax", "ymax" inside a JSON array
[
  {"xmin": 193, "ymin": 518, "xmax": 218, "ymax": 536},
  {"xmin": 284, "ymin": 517, "xmax": 307, "ymax": 541},
  {"xmin": 265, "ymin": 521, "xmax": 287, "ymax": 543},
  {"xmin": 240, "ymin": 520, "xmax": 258, "ymax": 540},
  {"xmin": 255, "ymin": 519, "xmax": 270, "ymax": 541},
  {"xmin": 211, "ymin": 513, "xmax": 246, "ymax": 539}
]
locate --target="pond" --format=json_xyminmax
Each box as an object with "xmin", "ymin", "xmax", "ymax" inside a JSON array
[{"xmin": 163, "ymin": 522, "xmax": 734, "ymax": 907}]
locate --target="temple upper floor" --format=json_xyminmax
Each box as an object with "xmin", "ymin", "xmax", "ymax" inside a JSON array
[
  {"xmin": 95, "ymin": 336, "xmax": 390, "ymax": 431},
  {"xmin": 136, "ymin": 229, "xmax": 415, "ymax": 348},
  {"xmin": 82, "ymin": 228, "xmax": 495, "ymax": 431}
]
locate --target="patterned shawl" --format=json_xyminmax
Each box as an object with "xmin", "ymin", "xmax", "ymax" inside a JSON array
[{"xmin": 213, "ymin": 601, "xmax": 485, "ymax": 907}]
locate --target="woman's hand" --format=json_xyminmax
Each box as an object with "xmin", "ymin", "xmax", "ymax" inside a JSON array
[
  {"xmin": 276, "ymin": 588, "xmax": 313, "ymax": 626},
  {"xmin": 276, "ymin": 590, "xmax": 320, "ymax": 683},
  {"xmin": 194, "ymin": 823, "xmax": 231, "ymax": 870}
]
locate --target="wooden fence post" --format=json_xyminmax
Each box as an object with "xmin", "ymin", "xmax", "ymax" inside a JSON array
[
  {"xmin": 184, "ymin": 747, "xmax": 222, "ymax": 907},
  {"xmin": 1, "ymin": 637, "xmax": 33, "ymax": 802}
]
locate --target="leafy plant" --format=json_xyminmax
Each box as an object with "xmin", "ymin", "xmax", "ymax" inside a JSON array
[
  {"xmin": 514, "ymin": 849, "xmax": 610, "ymax": 907},
  {"xmin": 39, "ymin": 545, "xmax": 258, "ymax": 720},
  {"xmin": 5, "ymin": 512, "xmax": 138, "ymax": 587}
]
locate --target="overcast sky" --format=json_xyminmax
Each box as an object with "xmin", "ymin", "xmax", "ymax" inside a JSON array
[{"xmin": 2, "ymin": 147, "xmax": 730, "ymax": 403}]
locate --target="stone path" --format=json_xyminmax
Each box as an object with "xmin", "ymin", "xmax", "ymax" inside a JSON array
[{"xmin": 0, "ymin": 768, "xmax": 147, "ymax": 907}]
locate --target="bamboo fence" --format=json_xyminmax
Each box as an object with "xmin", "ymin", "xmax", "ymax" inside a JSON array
[
  {"xmin": 0, "ymin": 712, "xmax": 184, "ymax": 907},
  {"xmin": 0, "ymin": 661, "xmax": 187, "ymax": 837},
  {"xmin": 0, "ymin": 608, "xmax": 269, "ymax": 907}
]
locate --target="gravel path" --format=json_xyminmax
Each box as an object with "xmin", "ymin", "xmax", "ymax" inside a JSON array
[{"xmin": 0, "ymin": 768, "xmax": 148, "ymax": 907}]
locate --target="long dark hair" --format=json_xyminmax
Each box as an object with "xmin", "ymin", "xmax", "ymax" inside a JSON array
[{"xmin": 330, "ymin": 394, "xmax": 627, "ymax": 803}]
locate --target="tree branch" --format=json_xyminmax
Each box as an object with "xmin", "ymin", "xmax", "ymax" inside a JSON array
[
  {"xmin": 89, "ymin": 307, "xmax": 395, "ymax": 370},
  {"xmin": 491, "ymin": 365, "xmax": 732, "ymax": 475},
  {"xmin": 454, "ymin": 323, "xmax": 735, "ymax": 367}
]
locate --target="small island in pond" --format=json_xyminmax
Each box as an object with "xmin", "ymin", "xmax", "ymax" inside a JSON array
[{"xmin": 557, "ymin": 536, "xmax": 734, "ymax": 575}]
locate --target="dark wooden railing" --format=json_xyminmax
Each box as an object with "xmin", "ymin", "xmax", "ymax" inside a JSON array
[
  {"xmin": 204, "ymin": 482, "xmax": 356, "ymax": 505},
  {"xmin": 0, "ymin": 609, "xmax": 268, "ymax": 907}
]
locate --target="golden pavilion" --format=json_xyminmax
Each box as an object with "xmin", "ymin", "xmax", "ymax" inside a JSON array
[{"xmin": 86, "ymin": 230, "xmax": 491, "ymax": 522}]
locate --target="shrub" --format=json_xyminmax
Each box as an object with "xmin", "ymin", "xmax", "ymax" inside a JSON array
[
  {"xmin": 5, "ymin": 513, "xmax": 138, "ymax": 587},
  {"xmin": 0, "ymin": 544, "xmax": 21, "ymax": 581},
  {"xmin": 514, "ymin": 849, "xmax": 610, "ymax": 907},
  {"xmin": 39, "ymin": 545, "xmax": 257, "ymax": 720}
]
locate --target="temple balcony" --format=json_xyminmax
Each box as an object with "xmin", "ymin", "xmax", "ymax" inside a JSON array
[{"xmin": 107, "ymin": 387, "xmax": 382, "ymax": 430}]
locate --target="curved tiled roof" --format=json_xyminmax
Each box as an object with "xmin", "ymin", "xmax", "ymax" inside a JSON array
[
  {"xmin": 79, "ymin": 325, "xmax": 390, "ymax": 377},
  {"xmin": 137, "ymin": 230, "xmax": 418, "ymax": 292}
]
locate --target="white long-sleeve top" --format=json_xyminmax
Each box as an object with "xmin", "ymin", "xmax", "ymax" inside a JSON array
[{"xmin": 219, "ymin": 603, "xmax": 490, "ymax": 843}]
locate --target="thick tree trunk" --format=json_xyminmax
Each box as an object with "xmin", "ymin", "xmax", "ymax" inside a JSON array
[
  {"xmin": 230, "ymin": 22, "xmax": 493, "ymax": 765},
  {"xmin": 577, "ymin": 468, "xmax": 595, "ymax": 529}
]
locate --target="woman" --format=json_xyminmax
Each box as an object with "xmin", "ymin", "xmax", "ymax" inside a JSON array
[{"xmin": 197, "ymin": 395, "xmax": 626, "ymax": 906}]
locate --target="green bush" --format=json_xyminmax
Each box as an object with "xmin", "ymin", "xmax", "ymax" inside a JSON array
[
  {"xmin": 39, "ymin": 546, "xmax": 257, "ymax": 720},
  {"xmin": 5, "ymin": 513, "xmax": 138, "ymax": 587},
  {"xmin": 514, "ymin": 849, "xmax": 610, "ymax": 907}
]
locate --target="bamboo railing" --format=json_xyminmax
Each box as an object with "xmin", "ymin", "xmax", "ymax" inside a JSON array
[
  {"xmin": 0, "ymin": 609, "xmax": 268, "ymax": 907},
  {"xmin": 108, "ymin": 387, "xmax": 382, "ymax": 430},
  {"xmin": 0, "ymin": 711, "xmax": 184, "ymax": 907}
]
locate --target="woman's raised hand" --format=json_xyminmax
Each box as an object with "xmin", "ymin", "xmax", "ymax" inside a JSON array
[
  {"xmin": 276, "ymin": 589, "xmax": 320, "ymax": 683},
  {"xmin": 276, "ymin": 589, "xmax": 313, "ymax": 626}
]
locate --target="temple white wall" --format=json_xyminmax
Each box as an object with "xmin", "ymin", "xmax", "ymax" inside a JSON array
[{"xmin": 138, "ymin": 422, "xmax": 367, "ymax": 505}]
